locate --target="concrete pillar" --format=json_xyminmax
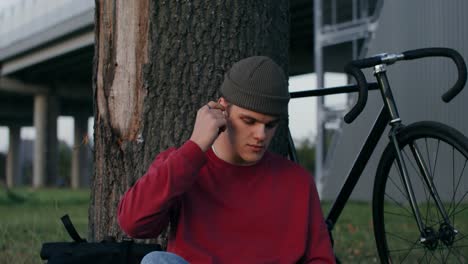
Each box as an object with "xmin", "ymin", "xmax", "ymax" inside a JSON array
[
  {"xmin": 46, "ymin": 94, "xmax": 59, "ymax": 185},
  {"xmin": 71, "ymin": 114, "xmax": 88, "ymax": 189},
  {"xmin": 6, "ymin": 125, "xmax": 21, "ymax": 187},
  {"xmin": 33, "ymin": 94, "xmax": 47, "ymax": 187},
  {"xmin": 33, "ymin": 94, "xmax": 59, "ymax": 187}
]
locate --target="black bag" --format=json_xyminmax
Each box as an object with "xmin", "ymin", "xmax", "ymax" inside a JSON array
[{"xmin": 40, "ymin": 215, "xmax": 162, "ymax": 264}]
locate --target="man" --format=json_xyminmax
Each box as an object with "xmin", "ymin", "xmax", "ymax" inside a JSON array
[{"xmin": 118, "ymin": 56, "xmax": 335, "ymax": 263}]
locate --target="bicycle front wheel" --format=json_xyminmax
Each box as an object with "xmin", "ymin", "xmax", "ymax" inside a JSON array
[{"xmin": 373, "ymin": 121, "xmax": 468, "ymax": 263}]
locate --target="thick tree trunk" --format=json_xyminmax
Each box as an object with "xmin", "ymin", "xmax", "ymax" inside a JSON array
[{"xmin": 90, "ymin": 0, "xmax": 289, "ymax": 243}]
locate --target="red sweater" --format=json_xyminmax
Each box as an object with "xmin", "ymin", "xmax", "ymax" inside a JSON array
[{"xmin": 118, "ymin": 140, "xmax": 335, "ymax": 263}]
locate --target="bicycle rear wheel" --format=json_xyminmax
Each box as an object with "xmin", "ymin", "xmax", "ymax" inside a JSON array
[{"xmin": 373, "ymin": 121, "xmax": 468, "ymax": 263}]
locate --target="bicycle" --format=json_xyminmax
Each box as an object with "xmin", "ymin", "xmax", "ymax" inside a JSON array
[{"xmin": 288, "ymin": 47, "xmax": 468, "ymax": 263}]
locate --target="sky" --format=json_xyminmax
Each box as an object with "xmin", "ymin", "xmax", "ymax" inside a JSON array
[
  {"xmin": 0, "ymin": 0, "xmax": 16, "ymax": 10},
  {"xmin": 0, "ymin": 0, "xmax": 348, "ymax": 153}
]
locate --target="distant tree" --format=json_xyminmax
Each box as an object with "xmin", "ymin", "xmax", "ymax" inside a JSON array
[
  {"xmin": 296, "ymin": 138, "xmax": 316, "ymax": 175},
  {"xmin": 0, "ymin": 153, "xmax": 6, "ymax": 183},
  {"xmin": 58, "ymin": 141, "xmax": 72, "ymax": 187},
  {"xmin": 22, "ymin": 161, "xmax": 33, "ymax": 185}
]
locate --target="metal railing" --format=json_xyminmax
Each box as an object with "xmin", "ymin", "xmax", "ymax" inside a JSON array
[{"xmin": 314, "ymin": 0, "xmax": 384, "ymax": 195}]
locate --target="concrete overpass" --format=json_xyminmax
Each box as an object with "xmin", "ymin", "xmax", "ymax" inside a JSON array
[
  {"xmin": 0, "ymin": 0, "xmax": 379, "ymax": 188},
  {"xmin": 0, "ymin": 0, "xmax": 94, "ymax": 188}
]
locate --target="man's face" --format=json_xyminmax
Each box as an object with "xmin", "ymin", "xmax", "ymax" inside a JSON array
[{"xmin": 219, "ymin": 99, "xmax": 280, "ymax": 166}]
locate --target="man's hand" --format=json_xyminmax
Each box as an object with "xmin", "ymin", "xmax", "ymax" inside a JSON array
[{"xmin": 190, "ymin": 101, "xmax": 227, "ymax": 152}]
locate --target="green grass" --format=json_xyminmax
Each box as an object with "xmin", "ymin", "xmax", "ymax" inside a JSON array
[
  {"xmin": 1, "ymin": 188, "xmax": 378, "ymax": 264},
  {"xmin": 323, "ymin": 201, "xmax": 468, "ymax": 263},
  {"xmin": 322, "ymin": 201, "xmax": 380, "ymax": 263},
  {"xmin": 0, "ymin": 188, "xmax": 89, "ymax": 264},
  {"xmin": 2, "ymin": 188, "xmax": 465, "ymax": 263}
]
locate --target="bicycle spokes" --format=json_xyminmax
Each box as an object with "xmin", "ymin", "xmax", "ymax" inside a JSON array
[
  {"xmin": 376, "ymin": 125, "xmax": 468, "ymax": 263},
  {"xmin": 408, "ymin": 141, "xmax": 459, "ymax": 247}
]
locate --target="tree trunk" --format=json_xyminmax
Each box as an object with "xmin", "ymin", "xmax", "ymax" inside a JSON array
[{"xmin": 90, "ymin": 0, "xmax": 290, "ymax": 243}]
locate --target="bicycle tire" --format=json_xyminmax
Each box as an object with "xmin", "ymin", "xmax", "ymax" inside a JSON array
[{"xmin": 373, "ymin": 121, "xmax": 468, "ymax": 263}]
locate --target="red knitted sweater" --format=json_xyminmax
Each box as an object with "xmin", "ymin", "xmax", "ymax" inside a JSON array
[{"xmin": 118, "ymin": 140, "xmax": 335, "ymax": 263}]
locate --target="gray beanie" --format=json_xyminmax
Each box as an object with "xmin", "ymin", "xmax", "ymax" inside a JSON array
[{"xmin": 220, "ymin": 56, "xmax": 290, "ymax": 116}]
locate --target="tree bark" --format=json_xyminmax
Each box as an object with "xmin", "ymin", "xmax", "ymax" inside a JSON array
[{"xmin": 91, "ymin": 0, "xmax": 289, "ymax": 244}]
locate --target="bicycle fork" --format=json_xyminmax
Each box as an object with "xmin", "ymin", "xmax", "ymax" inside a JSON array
[{"xmin": 374, "ymin": 64, "xmax": 458, "ymax": 249}]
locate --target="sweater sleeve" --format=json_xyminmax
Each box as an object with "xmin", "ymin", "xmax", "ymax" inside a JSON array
[
  {"xmin": 304, "ymin": 178, "xmax": 336, "ymax": 263},
  {"xmin": 117, "ymin": 140, "xmax": 206, "ymax": 238}
]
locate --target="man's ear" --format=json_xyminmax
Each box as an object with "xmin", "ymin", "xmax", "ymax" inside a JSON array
[{"xmin": 218, "ymin": 97, "xmax": 229, "ymax": 107}]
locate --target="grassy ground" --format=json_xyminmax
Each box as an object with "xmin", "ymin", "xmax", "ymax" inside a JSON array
[
  {"xmin": 322, "ymin": 201, "xmax": 380, "ymax": 263},
  {"xmin": 1, "ymin": 188, "xmax": 379, "ymax": 263},
  {"xmin": 5, "ymin": 188, "xmax": 464, "ymax": 263},
  {"xmin": 0, "ymin": 188, "xmax": 89, "ymax": 264}
]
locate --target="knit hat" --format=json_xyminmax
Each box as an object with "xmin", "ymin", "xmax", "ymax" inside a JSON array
[{"xmin": 220, "ymin": 56, "xmax": 290, "ymax": 116}]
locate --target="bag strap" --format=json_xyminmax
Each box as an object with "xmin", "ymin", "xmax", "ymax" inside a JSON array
[
  {"xmin": 120, "ymin": 239, "xmax": 133, "ymax": 264},
  {"xmin": 61, "ymin": 214, "xmax": 87, "ymax": 243}
]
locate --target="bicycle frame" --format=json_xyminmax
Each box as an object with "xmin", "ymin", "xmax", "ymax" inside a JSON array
[
  {"xmin": 325, "ymin": 105, "xmax": 389, "ymax": 230},
  {"xmin": 289, "ymin": 83, "xmax": 390, "ymax": 230},
  {"xmin": 289, "ymin": 65, "xmax": 456, "ymax": 245},
  {"xmin": 373, "ymin": 65, "xmax": 455, "ymax": 244},
  {"xmin": 288, "ymin": 48, "xmax": 467, "ymax": 261}
]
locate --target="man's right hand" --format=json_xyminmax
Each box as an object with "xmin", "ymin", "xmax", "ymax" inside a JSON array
[{"xmin": 189, "ymin": 101, "xmax": 227, "ymax": 152}]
